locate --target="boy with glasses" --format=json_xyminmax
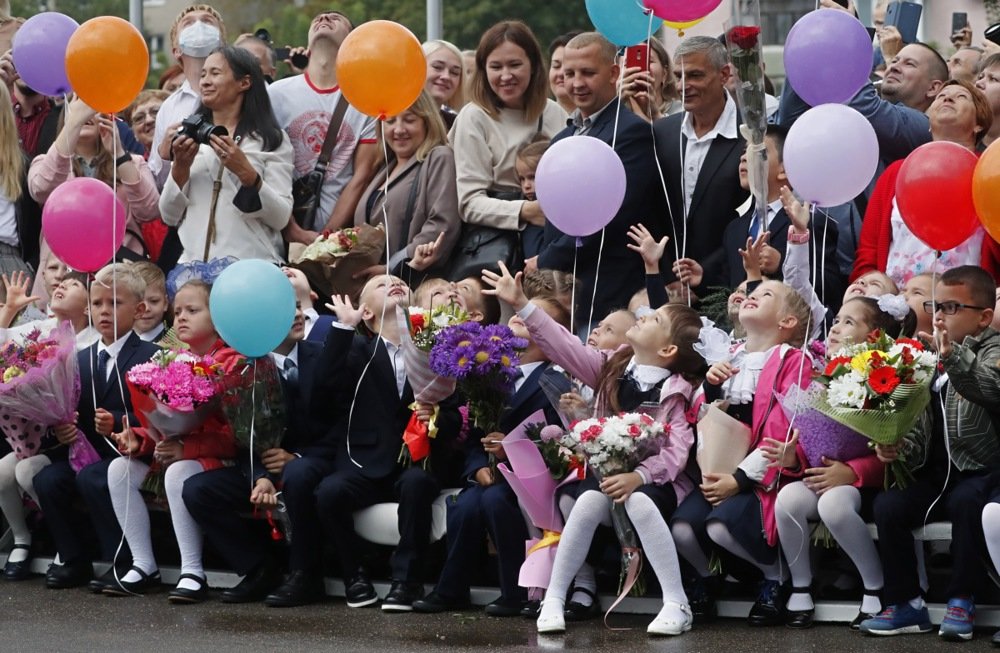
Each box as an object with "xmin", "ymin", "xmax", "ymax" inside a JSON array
[{"xmin": 861, "ymin": 266, "xmax": 1000, "ymax": 642}]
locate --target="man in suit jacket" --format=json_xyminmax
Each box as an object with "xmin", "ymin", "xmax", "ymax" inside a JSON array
[
  {"xmin": 653, "ymin": 36, "xmax": 749, "ymax": 287},
  {"xmin": 33, "ymin": 268, "xmax": 159, "ymax": 590},
  {"xmin": 183, "ymin": 304, "xmax": 336, "ymax": 604},
  {"xmin": 535, "ymin": 32, "xmax": 665, "ymax": 332},
  {"xmin": 414, "ymin": 297, "xmax": 569, "ymax": 617}
]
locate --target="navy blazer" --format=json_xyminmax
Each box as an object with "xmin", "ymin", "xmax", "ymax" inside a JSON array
[
  {"xmin": 280, "ymin": 340, "xmax": 335, "ymax": 460},
  {"xmin": 653, "ymin": 111, "xmax": 749, "ymax": 283},
  {"xmin": 461, "ymin": 363, "xmax": 566, "ymax": 481},
  {"xmin": 77, "ymin": 332, "xmax": 160, "ymax": 459},
  {"xmin": 538, "ymin": 99, "xmax": 666, "ymax": 324},
  {"xmin": 305, "ymin": 314, "xmax": 335, "ymax": 344}
]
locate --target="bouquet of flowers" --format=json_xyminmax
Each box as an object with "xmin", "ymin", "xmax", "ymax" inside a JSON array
[
  {"xmin": 291, "ymin": 224, "xmax": 386, "ymax": 302},
  {"xmin": 0, "ymin": 323, "xmax": 100, "ymax": 471},
  {"xmin": 812, "ymin": 331, "xmax": 936, "ymax": 484},
  {"xmin": 396, "ymin": 303, "xmax": 468, "ymax": 466},
  {"xmin": 778, "ymin": 384, "xmax": 874, "ymax": 469},
  {"xmin": 560, "ymin": 412, "xmax": 668, "ymax": 600},
  {"xmin": 219, "ymin": 356, "xmax": 287, "ymax": 458},
  {"xmin": 429, "ymin": 322, "xmax": 525, "ymax": 470}
]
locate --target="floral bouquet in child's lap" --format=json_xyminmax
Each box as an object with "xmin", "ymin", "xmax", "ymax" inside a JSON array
[
  {"xmin": 395, "ymin": 303, "xmax": 467, "ymax": 465},
  {"xmin": 559, "ymin": 413, "xmax": 668, "ymax": 600},
  {"xmin": 0, "ymin": 323, "xmax": 100, "ymax": 471},
  {"xmin": 219, "ymin": 355, "xmax": 286, "ymax": 457}
]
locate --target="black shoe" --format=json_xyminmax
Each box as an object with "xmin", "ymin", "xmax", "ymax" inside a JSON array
[
  {"xmin": 564, "ymin": 588, "xmax": 601, "ymax": 622},
  {"xmin": 264, "ymin": 570, "xmax": 325, "ymax": 608},
  {"xmin": 686, "ymin": 575, "xmax": 719, "ymax": 624},
  {"xmin": 850, "ymin": 589, "xmax": 883, "ymax": 631},
  {"xmin": 102, "ymin": 566, "xmax": 161, "ymax": 596},
  {"xmin": 520, "ymin": 600, "xmax": 541, "ymax": 618},
  {"xmin": 345, "ymin": 570, "xmax": 378, "ymax": 608},
  {"xmin": 88, "ymin": 565, "xmax": 131, "ymax": 594},
  {"xmin": 785, "ymin": 587, "xmax": 814, "ymax": 629},
  {"xmin": 747, "ymin": 579, "xmax": 787, "ymax": 627},
  {"xmin": 45, "ymin": 560, "xmax": 93, "ymax": 589},
  {"xmin": 485, "ymin": 597, "xmax": 524, "ymax": 617},
  {"xmin": 381, "ymin": 580, "xmax": 425, "ymax": 612},
  {"xmin": 412, "ymin": 590, "xmax": 471, "ymax": 613},
  {"xmin": 3, "ymin": 545, "xmax": 32, "ymax": 581},
  {"xmin": 221, "ymin": 561, "xmax": 281, "ymax": 604},
  {"xmin": 168, "ymin": 574, "xmax": 209, "ymax": 604}
]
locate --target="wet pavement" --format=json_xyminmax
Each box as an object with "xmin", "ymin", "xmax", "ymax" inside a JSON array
[{"xmin": 1, "ymin": 578, "xmax": 996, "ymax": 653}]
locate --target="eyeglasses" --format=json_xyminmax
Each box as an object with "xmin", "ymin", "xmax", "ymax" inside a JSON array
[{"xmin": 922, "ymin": 300, "xmax": 990, "ymax": 315}]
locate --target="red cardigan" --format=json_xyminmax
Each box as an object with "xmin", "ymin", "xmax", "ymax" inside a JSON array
[{"xmin": 850, "ymin": 159, "xmax": 1000, "ymax": 282}]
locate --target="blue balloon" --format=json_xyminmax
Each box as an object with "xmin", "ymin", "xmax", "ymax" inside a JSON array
[
  {"xmin": 210, "ymin": 259, "xmax": 295, "ymax": 358},
  {"xmin": 586, "ymin": 0, "xmax": 654, "ymax": 46}
]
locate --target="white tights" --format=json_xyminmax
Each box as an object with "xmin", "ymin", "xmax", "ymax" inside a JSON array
[{"xmin": 0, "ymin": 453, "xmax": 50, "ymax": 562}]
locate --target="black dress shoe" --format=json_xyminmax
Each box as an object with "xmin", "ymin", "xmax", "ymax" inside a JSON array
[
  {"xmin": 103, "ymin": 566, "xmax": 161, "ymax": 596},
  {"xmin": 412, "ymin": 590, "xmax": 471, "ymax": 613},
  {"xmin": 3, "ymin": 545, "xmax": 32, "ymax": 581},
  {"xmin": 381, "ymin": 580, "xmax": 425, "ymax": 612},
  {"xmin": 785, "ymin": 586, "xmax": 814, "ymax": 629},
  {"xmin": 850, "ymin": 589, "xmax": 883, "ymax": 630},
  {"xmin": 686, "ymin": 576, "xmax": 719, "ymax": 624},
  {"xmin": 221, "ymin": 561, "xmax": 281, "ymax": 604},
  {"xmin": 564, "ymin": 588, "xmax": 601, "ymax": 622},
  {"xmin": 168, "ymin": 574, "xmax": 209, "ymax": 604},
  {"xmin": 747, "ymin": 579, "xmax": 787, "ymax": 627},
  {"xmin": 88, "ymin": 566, "xmax": 132, "ymax": 594},
  {"xmin": 264, "ymin": 570, "xmax": 325, "ymax": 608},
  {"xmin": 520, "ymin": 600, "xmax": 540, "ymax": 618},
  {"xmin": 485, "ymin": 597, "xmax": 524, "ymax": 617},
  {"xmin": 45, "ymin": 560, "xmax": 93, "ymax": 589},
  {"xmin": 345, "ymin": 570, "xmax": 378, "ymax": 608}
]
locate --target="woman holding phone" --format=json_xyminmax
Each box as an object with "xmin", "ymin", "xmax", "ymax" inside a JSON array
[{"xmin": 620, "ymin": 39, "xmax": 682, "ymax": 123}]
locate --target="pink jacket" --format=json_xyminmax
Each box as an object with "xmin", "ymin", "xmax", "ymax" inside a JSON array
[
  {"xmin": 524, "ymin": 307, "xmax": 696, "ymax": 504},
  {"xmin": 28, "ymin": 144, "xmax": 160, "ymax": 256}
]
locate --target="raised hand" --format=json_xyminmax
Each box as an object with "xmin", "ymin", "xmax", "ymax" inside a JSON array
[
  {"xmin": 480, "ymin": 261, "xmax": 528, "ymax": 311},
  {"xmin": 739, "ymin": 232, "xmax": 769, "ymax": 281},
  {"xmin": 408, "ymin": 231, "xmax": 445, "ymax": 272},
  {"xmin": 2, "ymin": 271, "xmax": 40, "ymax": 313},
  {"xmin": 325, "ymin": 294, "xmax": 366, "ymax": 327},
  {"xmin": 779, "ymin": 185, "xmax": 811, "ymax": 234},
  {"xmin": 626, "ymin": 223, "xmax": 669, "ymax": 273},
  {"xmin": 672, "ymin": 258, "xmax": 703, "ymax": 287}
]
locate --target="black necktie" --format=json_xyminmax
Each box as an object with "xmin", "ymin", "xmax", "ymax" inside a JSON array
[
  {"xmin": 283, "ymin": 357, "xmax": 299, "ymax": 388},
  {"xmin": 96, "ymin": 350, "xmax": 110, "ymax": 395}
]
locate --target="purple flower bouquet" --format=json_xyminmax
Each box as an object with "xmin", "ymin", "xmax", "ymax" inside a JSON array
[{"xmin": 778, "ymin": 384, "xmax": 872, "ymax": 468}]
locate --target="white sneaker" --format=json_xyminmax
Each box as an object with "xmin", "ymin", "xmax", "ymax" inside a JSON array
[
  {"xmin": 647, "ymin": 601, "xmax": 693, "ymax": 636},
  {"xmin": 536, "ymin": 599, "xmax": 567, "ymax": 634}
]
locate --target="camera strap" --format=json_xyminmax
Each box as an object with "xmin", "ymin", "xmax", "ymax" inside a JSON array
[
  {"xmin": 314, "ymin": 93, "xmax": 349, "ymax": 176},
  {"xmin": 203, "ymin": 163, "xmax": 226, "ymax": 261}
]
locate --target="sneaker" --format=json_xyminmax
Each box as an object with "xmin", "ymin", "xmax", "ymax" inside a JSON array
[
  {"xmin": 859, "ymin": 603, "xmax": 933, "ymax": 636},
  {"xmin": 381, "ymin": 581, "xmax": 424, "ymax": 612},
  {"xmin": 939, "ymin": 597, "xmax": 975, "ymax": 642},
  {"xmin": 345, "ymin": 571, "xmax": 378, "ymax": 608},
  {"xmin": 991, "ymin": 628, "xmax": 1000, "ymax": 647}
]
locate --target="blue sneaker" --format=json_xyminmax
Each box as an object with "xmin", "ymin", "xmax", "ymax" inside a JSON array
[
  {"xmin": 939, "ymin": 597, "xmax": 975, "ymax": 642},
  {"xmin": 859, "ymin": 603, "xmax": 933, "ymax": 636}
]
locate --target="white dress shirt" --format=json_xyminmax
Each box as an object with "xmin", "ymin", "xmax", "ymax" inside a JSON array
[
  {"xmin": 96, "ymin": 331, "xmax": 132, "ymax": 381},
  {"xmin": 148, "ymin": 80, "xmax": 202, "ymax": 189},
  {"xmin": 680, "ymin": 92, "xmax": 738, "ymax": 216}
]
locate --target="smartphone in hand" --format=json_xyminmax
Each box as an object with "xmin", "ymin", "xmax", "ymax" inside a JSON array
[{"xmin": 624, "ymin": 44, "xmax": 650, "ymax": 73}]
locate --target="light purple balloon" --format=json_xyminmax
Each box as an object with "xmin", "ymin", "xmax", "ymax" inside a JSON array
[
  {"xmin": 783, "ymin": 104, "xmax": 878, "ymax": 208},
  {"xmin": 12, "ymin": 13, "xmax": 79, "ymax": 97},
  {"xmin": 784, "ymin": 10, "xmax": 873, "ymax": 107},
  {"xmin": 535, "ymin": 136, "xmax": 626, "ymax": 238}
]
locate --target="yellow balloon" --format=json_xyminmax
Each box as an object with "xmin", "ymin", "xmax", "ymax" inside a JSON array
[{"xmin": 663, "ymin": 17, "xmax": 705, "ymax": 36}]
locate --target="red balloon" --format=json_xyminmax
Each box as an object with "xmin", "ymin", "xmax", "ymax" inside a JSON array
[{"xmin": 895, "ymin": 142, "xmax": 980, "ymax": 252}]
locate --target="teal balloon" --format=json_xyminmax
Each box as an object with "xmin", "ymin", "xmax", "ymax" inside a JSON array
[
  {"xmin": 210, "ymin": 259, "xmax": 295, "ymax": 358},
  {"xmin": 586, "ymin": 0, "xmax": 653, "ymax": 46}
]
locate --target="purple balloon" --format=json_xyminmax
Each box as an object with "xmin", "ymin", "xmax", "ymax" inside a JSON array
[
  {"xmin": 783, "ymin": 104, "xmax": 878, "ymax": 207},
  {"xmin": 536, "ymin": 136, "xmax": 626, "ymax": 238},
  {"xmin": 784, "ymin": 10, "xmax": 873, "ymax": 106},
  {"xmin": 12, "ymin": 13, "xmax": 79, "ymax": 97}
]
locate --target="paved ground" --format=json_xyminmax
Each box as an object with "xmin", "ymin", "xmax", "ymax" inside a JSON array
[{"xmin": 2, "ymin": 578, "xmax": 998, "ymax": 653}]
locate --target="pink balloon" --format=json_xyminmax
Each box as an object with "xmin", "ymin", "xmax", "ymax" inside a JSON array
[
  {"xmin": 643, "ymin": 0, "xmax": 723, "ymax": 22},
  {"xmin": 42, "ymin": 178, "xmax": 125, "ymax": 272},
  {"xmin": 535, "ymin": 136, "xmax": 626, "ymax": 238}
]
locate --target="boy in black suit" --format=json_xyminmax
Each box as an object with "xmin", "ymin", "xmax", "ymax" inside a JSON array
[
  {"xmin": 183, "ymin": 301, "xmax": 336, "ymax": 604},
  {"xmin": 33, "ymin": 263, "xmax": 159, "ymax": 590},
  {"xmin": 414, "ymin": 296, "xmax": 569, "ymax": 617}
]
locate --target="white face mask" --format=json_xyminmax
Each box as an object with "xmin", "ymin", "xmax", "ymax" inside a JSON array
[{"xmin": 178, "ymin": 21, "xmax": 222, "ymax": 58}]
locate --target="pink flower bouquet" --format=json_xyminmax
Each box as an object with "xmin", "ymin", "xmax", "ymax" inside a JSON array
[
  {"xmin": 125, "ymin": 349, "xmax": 223, "ymax": 441},
  {"xmin": 0, "ymin": 323, "xmax": 100, "ymax": 472}
]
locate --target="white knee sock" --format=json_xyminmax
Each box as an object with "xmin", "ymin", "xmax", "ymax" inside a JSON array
[
  {"xmin": 818, "ymin": 485, "xmax": 883, "ymax": 614},
  {"xmin": 670, "ymin": 520, "xmax": 712, "ymax": 577},
  {"xmin": 775, "ymin": 481, "xmax": 817, "ymax": 611},
  {"xmin": 538, "ymin": 490, "xmax": 611, "ymax": 622},
  {"xmin": 706, "ymin": 519, "xmax": 783, "ymax": 580},
  {"xmin": 558, "ymin": 493, "xmax": 596, "ymax": 605},
  {"xmin": 14, "ymin": 454, "xmax": 51, "ymax": 505},
  {"xmin": 625, "ymin": 492, "xmax": 687, "ymax": 607},
  {"xmin": 108, "ymin": 457, "xmax": 155, "ymax": 580},
  {"xmin": 0, "ymin": 452, "xmax": 30, "ymax": 560},
  {"xmin": 164, "ymin": 460, "xmax": 205, "ymax": 590}
]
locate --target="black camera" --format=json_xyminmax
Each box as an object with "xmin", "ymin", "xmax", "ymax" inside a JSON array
[{"xmin": 176, "ymin": 114, "xmax": 228, "ymax": 145}]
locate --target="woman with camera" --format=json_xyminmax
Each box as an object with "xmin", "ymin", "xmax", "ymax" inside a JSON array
[
  {"xmin": 160, "ymin": 46, "xmax": 293, "ymax": 264},
  {"xmin": 354, "ymin": 90, "xmax": 460, "ymax": 283}
]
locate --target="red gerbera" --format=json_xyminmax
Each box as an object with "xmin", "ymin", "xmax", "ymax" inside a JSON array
[
  {"xmin": 728, "ymin": 25, "xmax": 761, "ymax": 50},
  {"xmin": 824, "ymin": 356, "xmax": 852, "ymax": 377},
  {"xmin": 869, "ymin": 366, "xmax": 900, "ymax": 395},
  {"xmin": 895, "ymin": 337, "xmax": 924, "ymax": 351}
]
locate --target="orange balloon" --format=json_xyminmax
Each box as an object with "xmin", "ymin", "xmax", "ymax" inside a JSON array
[
  {"xmin": 973, "ymin": 139, "xmax": 1000, "ymax": 243},
  {"xmin": 336, "ymin": 20, "xmax": 425, "ymax": 120},
  {"xmin": 66, "ymin": 17, "xmax": 148, "ymax": 114}
]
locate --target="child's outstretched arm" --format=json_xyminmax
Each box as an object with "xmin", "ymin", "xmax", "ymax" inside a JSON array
[
  {"xmin": 627, "ymin": 223, "xmax": 670, "ymax": 308},
  {"xmin": 779, "ymin": 186, "xmax": 825, "ymax": 339}
]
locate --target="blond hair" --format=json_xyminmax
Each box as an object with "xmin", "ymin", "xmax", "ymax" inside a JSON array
[
  {"xmin": 127, "ymin": 260, "xmax": 167, "ymax": 295},
  {"xmin": 94, "ymin": 263, "xmax": 147, "ymax": 303},
  {"xmin": 423, "ymin": 40, "xmax": 466, "ymax": 110},
  {"xmin": 0, "ymin": 83, "xmax": 22, "ymax": 201},
  {"xmin": 780, "ymin": 283, "xmax": 813, "ymax": 348},
  {"xmin": 169, "ymin": 4, "xmax": 226, "ymax": 50},
  {"xmin": 377, "ymin": 90, "xmax": 449, "ymax": 165}
]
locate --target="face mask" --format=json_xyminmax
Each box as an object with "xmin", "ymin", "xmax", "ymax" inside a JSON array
[{"xmin": 178, "ymin": 21, "xmax": 222, "ymax": 58}]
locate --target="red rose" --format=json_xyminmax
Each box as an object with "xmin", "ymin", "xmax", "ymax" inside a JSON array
[
  {"xmin": 410, "ymin": 313, "xmax": 426, "ymax": 331},
  {"xmin": 824, "ymin": 356, "xmax": 852, "ymax": 377},
  {"xmin": 870, "ymin": 351, "xmax": 884, "ymax": 368},
  {"xmin": 869, "ymin": 366, "xmax": 900, "ymax": 395},
  {"xmin": 728, "ymin": 26, "xmax": 761, "ymax": 50},
  {"xmin": 866, "ymin": 329, "xmax": 882, "ymax": 344},
  {"xmin": 900, "ymin": 347, "xmax": 914, "ymax": 365},
  {"xmin": 628, "ymin": 424, "xmax": 641, "ymax": 437}
]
